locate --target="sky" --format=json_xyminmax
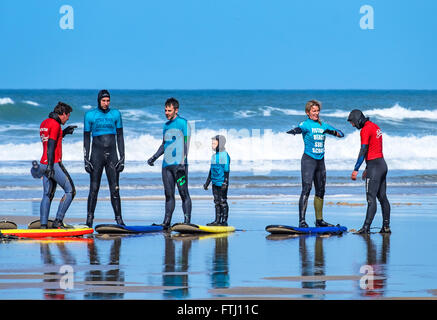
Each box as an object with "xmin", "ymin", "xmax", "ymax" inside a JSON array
[{"xmin": 1, "ymin": 0, "xmax": 437, "ymax": 90}]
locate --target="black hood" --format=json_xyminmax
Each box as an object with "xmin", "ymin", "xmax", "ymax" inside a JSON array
[
  {"xmin": 347, "ymin": 109, "xmax": 369, "ymax": 129},
  {"xmin": 212, "ymin": 135, "xmax": 226, "ymax": 152},
  {"xmin": 48, "ymin": 112, "xmax": 61, "ymax": 124},
  {"xmin": 97, "ymin": 89, "xmax": 110, "ymax": 113}
]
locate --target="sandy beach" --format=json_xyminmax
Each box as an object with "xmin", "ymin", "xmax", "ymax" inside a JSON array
[{"xmin": 1, "ymin": 194, "xmax": 437, "ymax": 300}]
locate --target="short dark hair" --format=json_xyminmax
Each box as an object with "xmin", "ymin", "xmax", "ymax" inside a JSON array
[
  {"xmin": 54, "ymin": 101, "xmax": 73, "ymax": 115},
  {"xmin": 165, "ymin": 97, "xmax": 179, "ymax": 109}
]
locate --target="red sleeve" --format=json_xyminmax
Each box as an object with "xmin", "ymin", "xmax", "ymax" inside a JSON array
[
  {"xmin": 360, "ymin": 125, "xmax": 370, "ymax": 145},
  {"xmin": 48, "ymin": 120, "xmax": 61, "ymax": 141}
]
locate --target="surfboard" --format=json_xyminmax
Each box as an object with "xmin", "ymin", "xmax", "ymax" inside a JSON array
[
  {"xmin": 265, "ymin": 224, "xmax": 347, "ymax": 235},
  {"xmin": 0, "ymin": 227, "xmax": 94, "ymax": 239},
  {"xmin": 0, "ymin": 220, "xmax": 18, "ymax": 230},
  {"xmin": 171, "ymin": 223, "xmax": 236, "ymax": 234},
  {"xmin": 94, "ymin": 224, "xmax": 164, "ymax": 234}
]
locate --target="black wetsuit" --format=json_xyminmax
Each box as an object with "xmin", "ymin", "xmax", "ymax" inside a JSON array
[
  {"xmin": 348, "ymin": 110, "xmax": 391, "ymax": 233},
  {"xmin": 83, "ymin": 91, "xmax": 125, "ymax": 227},
  {"xmin": 287, "ymin": 119, "xmax": 344, "ymax": 227},
  {"xmin": 300, "ymin": 153, "xmax": 326, "ymax": 220},
  {"xmin": 364, "ymin": 158, "xmax": 390, "ymax": 229}
]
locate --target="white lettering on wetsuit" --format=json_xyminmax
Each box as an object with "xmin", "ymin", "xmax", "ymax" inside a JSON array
[{"xmin": 312, "ymin": 128, "xmax": 325, "ymax": 154}]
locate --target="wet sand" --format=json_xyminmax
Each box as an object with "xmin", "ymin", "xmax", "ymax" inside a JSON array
[{"xmin": 1, "ymin": 195, "xmax": 437, "ymax": 300}]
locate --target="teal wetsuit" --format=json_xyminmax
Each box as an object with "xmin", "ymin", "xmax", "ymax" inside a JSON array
[
  {"xmin": 204, "ymin": 144, "xmax": 231, "ymax": 226},
  {"xmin": 162, "ymin": 115, "xmax": 190, "ymax": 167},
  {"xmin": 210, "ymin": 151, "xmax": 231, "ymax": 187},
  {"xmin": 298, "ymin": 118, "xmax": 341, "ymax": 160},
  {"xmin": 84, "ymin": 108, "xmax": 123, "ymax": 137},
  {"xmin": 149, "ymin": 115, "xmax": 192, "ymax": 227},
  {"xmin": 287, "ymin": 118, "xmax": 344, "ymax": 227}
]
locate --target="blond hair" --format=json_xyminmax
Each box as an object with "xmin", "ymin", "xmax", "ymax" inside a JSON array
[{"xmin": 305, "ymin": 100, "xmax": 322, "ymax": 124}]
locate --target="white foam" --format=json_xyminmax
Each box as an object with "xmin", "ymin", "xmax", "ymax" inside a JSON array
[
  {"xmin": 260, "ymin": 106, "xmax": 303, "ymax": 117},
  {"xmin": 81, "ymin": 105, "xmax": 93, "ymax": 110},
  {"xmin": 235, "ymin": 106, "xmax": 303, "ymax": 118},
  {"xmin": 1, "ymin": 130, "xmax": 437, "ymax": 170},
  {"xmin": 234, "ymin": 110, "xmax": 257, "ymax": 118},
  {"xmin": 23, "ymin": 100, "xmax": 39, "ymax": 106},
  {"xmin": 324, "ymin": 103, "xmax": 437, "ymax": 121},
  {"xmin": 120, "ymin": 109, "xmax": 163, "ymax": 122},
  {"xmin": 0, "ymin": 97, "xmax": 14, "ymax": 105}
]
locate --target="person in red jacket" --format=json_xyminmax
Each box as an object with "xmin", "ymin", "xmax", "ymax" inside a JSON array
[
  {"xmin": 348, "ymin": 109, "xmax": 391, "ymax": 234},
  {"xmin": 37, "ymin": 102, "xmax": 77, "ymax": 229}
]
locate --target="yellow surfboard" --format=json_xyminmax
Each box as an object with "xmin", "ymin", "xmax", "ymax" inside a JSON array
[{"xmin": 171, "ymin": 223, "xmax": 235, "ymax": 234}]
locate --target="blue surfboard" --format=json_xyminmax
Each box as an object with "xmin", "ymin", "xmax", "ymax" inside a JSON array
[
  {"xmin": 94, "ymin": 224, "xmax": 163, "ymax": 234},
  {"xmin": 265, "ymin": 224, "xmax": 347, "ymax": 235}
]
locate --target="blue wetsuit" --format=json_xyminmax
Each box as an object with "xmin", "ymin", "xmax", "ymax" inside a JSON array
[
  {"xmin": 204, "ymin": 146, "xmax": 231, "ymax": 226},
  {"xmin": 83, "ymin": 90, "xmax": 125, "ymax": 227},
  {"xmin": 84, "ymin": 108, "xmax": 123, "ymax": 137},
  {"xmin": 149, "ymin": 115, "xmax": 192, "ymax": 227},
  {"xmin": 287, "ymin": 118, "xmax": 344, "ymax": 226},
  {"xmin": 210, "ymin": 151, "xmax": 231, "ymax": 187},
  {"xmin": 297, "ymin": 118, "xmax": 343, "ymax": 160}
]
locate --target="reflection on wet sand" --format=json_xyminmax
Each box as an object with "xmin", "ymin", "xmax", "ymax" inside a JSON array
[
  {"xmin": 211, "ymin": 236, "xmax": 230, "ymax": 290},
  {"xmin": 163, "ymin": 233, "xmax": 191, "ymax": 298},
  {"xmin": 358, "ymin": 234, "xmax": 390, "ymax": 297},
  {"xmin": 85, "ymin": 236, "xmax": 125, "ymax": 299},
  {"xmin": 299, "ymin": 236, "xmax": 326, "ymax": 297},
  {"xmin": 163, "ymin": 232, "xmax": 231, "ymax": 298},
  {"xmin": 264, "ymin": 233, "xmax": 391, "ymax": 298},
  {"xmin": 40, "ymin": 241, "xmax": 76, "ymax": 299}
]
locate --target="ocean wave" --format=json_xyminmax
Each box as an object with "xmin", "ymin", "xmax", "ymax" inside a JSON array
[
  {"xmin": 23, "ymin": 100, "xmax": 40, "ymax": 106},
  {"xmin": 235, "ymin": 106, "xmax": 303, "ymax": 118},
  {"xmin": 1, "ymin": 130, "xmax": 437, "ymax": 170},
  {"xmin": 0, "ymin": 97, "xmax": 14, "ymax": 105},
  {"xmin": 120, "ymin": 109, "xmax": 162, "ymax": 122},
  {"xmin": 324, "ymin": 103, "xmax": 437, "ymax": 121},
  {"xmin": 234, "ymin": 110, "xmax": 258, "ymax": 118},
  {"xmin": 260, "ymin": 106, "xmax": 303, "ymax": 117}
]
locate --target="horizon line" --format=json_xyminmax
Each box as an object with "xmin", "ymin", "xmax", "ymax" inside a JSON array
[{"xmin": 1, "ymin": 88, "xmax": 437, "ymax": 91}]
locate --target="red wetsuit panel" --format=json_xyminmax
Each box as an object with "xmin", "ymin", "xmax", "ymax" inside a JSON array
[
  {"xmin": 40, "ymin": 118, "xmax": 63, "ymax": 164},
  {"xmin": 360, "ymin": 121, "xmax": 383, "ymax": 161}
]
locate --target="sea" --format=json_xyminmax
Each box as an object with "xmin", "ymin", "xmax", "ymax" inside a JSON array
[{"xmin": 0, "ymin": 89, "xmax": 436, "ymax": 202}]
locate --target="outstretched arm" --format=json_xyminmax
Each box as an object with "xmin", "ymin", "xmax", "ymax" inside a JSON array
[
  {"xmin": 324, "ymin": 128, "xmax": 344, "ymax": 138},
  {"xmin": 286, "ymin": 127, "xmax": 303, "ymax": 135},
  {"xmin": 62, "ymin": 125, "xmax": 77, "ymax": 138}
]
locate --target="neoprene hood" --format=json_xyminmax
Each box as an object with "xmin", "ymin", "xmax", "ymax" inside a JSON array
[
  {"xmin": 212, "ymin": 135, "xmax": 226, "ymax": 152},
  {"xmin": 347, "ymin": 109, "xmax": 368, "ymax": 129},
  {"xmin": 98, "ymin": 90, "xmax": 111, "ymax": 112}
]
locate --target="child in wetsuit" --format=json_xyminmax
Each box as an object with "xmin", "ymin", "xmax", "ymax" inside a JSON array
[{"xmin": 203, "ymin": 135, "xmax": 231, "ymax": 226}]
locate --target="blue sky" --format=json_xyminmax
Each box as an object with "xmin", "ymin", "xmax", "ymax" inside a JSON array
[{"xmin": 1, "ymin": 0, "xmax": 436, "ymax": 89}]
